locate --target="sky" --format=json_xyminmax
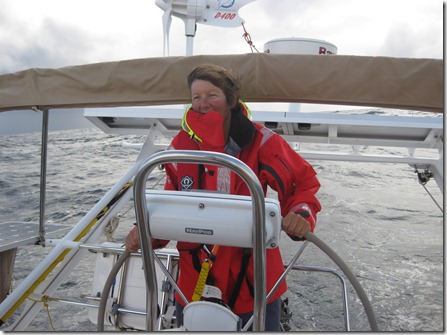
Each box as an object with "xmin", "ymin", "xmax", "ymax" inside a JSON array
[{"xmin": 0, "ymin": 0, "xmax": 443, "ymax": 75}]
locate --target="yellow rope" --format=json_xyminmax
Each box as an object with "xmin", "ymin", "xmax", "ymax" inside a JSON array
[{"xmin": 27, "ymin": 295, "xmax": 55, "ymax": 331}]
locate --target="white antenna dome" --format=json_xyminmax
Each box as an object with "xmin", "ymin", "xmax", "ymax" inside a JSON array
[{"xmin": 264, "ymin": 37, "xmax": 337, "ymax": 55}]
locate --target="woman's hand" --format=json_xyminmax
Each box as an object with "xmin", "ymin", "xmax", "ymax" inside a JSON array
[
  {"xmin": 282, "ymin": 212, "xmax": 311, "ymax": 239},
  {"xmin": 125, "ymin": 225, "xmax": 140, "ymax": 253}
]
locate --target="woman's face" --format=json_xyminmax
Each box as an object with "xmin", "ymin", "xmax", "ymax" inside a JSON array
[{"xmin": 190, "ymin": 79, "xmax": 232, "ymax": 118}]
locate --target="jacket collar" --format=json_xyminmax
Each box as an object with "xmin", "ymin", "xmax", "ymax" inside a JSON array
[
  {"xmin": 226, "ymin": 105, "xmax": 256, "ymax": 155},
  {"xmin": 181, "ymin": 100, "xmax": 256, "ymax": 155}
]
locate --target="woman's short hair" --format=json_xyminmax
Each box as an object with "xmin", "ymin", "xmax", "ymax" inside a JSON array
[{"xmin": 187, "ymin": 64, "xmax": 240, "ymax": 107}]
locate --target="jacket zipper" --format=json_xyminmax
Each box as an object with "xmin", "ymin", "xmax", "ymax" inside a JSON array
[{"xmin": 275, "ymin": 155, "xmax": 297, "ymax": 195}]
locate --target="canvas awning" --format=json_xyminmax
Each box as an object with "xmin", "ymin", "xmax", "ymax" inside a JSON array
[{"xmin": 0, "ymin": 53, "xmax": 443, "ymax": 113}]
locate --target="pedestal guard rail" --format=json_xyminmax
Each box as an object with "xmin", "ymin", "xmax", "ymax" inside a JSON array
[{"xmin": 133, "ymin": 150, "xmax": 267, "ymax": 331}]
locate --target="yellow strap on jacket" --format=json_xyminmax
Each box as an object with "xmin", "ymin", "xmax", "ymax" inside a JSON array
[{"xmin": 191, "ymin": 245, "xmax": 220, "ymax": 301}]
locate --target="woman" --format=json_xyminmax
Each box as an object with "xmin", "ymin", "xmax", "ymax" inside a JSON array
[{"xmin": 126, "ymin": 64, "xmax": 322, "ymax": 331}]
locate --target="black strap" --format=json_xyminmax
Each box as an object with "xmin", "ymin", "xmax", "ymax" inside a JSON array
[
  {"xmin": 245, "ymin": 276, "xmax": 254, "ymax": 298},
  {"xmin": 190, "ymin": 246, "xmax": 203, "ymax": 273},
  {"xmin": 198, "ymin": 164, "xmax": 204, "ymax": 189},
  {"xmin": 228, "ymin": 248, "xmax": 252, "ymax": 309}
]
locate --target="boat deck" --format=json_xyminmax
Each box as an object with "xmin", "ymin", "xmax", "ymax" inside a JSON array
[{"xmin": 0, "ymin": 222, "xmax": 71, "ymax": 252}]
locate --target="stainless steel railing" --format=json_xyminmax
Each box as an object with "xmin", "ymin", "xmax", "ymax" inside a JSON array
[{"xmin": 133, "ymin": 150, "xmax": 267, "ymax": 331}]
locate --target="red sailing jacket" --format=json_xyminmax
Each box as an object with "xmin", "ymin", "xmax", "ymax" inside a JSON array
[{"xmin": 155, "ymin": 104, "xmax": 321, "ymax": 315}]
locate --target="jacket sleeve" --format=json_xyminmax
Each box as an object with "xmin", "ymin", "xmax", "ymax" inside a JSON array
[{"xmin": 258, "ymin": 133, "xmax": 321, "ymax": 232}]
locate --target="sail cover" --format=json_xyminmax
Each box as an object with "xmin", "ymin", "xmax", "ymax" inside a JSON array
[{"xmin": 0, "ymin": 53, "xmax": 443, "ymax": 113}]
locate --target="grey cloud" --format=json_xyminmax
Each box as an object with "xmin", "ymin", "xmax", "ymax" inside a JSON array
[
  {"xmin": 0, "ymin": 15, "xmax": 117, "ymax": 74},
  {"xmin": 379, "ymin": 22, "xmax": 443, "ymax": 58}
]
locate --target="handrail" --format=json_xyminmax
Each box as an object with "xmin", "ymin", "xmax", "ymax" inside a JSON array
[
  {"xmin": 133, "ymin": 150, "xmax": 267, "ymax": 331},
  {"xmin": 36, "ymin": 107, "xmax": 49, "ymax": 246}
]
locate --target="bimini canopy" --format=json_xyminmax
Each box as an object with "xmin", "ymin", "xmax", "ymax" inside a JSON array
[{"xmin": 0, "ymin": 53, "xmax": 443, "ymax": 113}]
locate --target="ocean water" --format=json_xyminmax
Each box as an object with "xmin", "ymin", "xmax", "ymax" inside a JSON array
[{"xmin": 0, "ymin": 111, "xmax": 443, "ymax": 332}]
